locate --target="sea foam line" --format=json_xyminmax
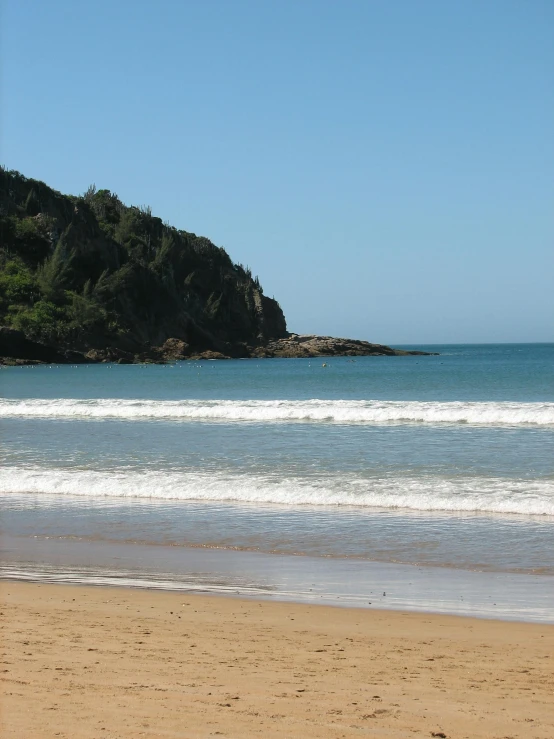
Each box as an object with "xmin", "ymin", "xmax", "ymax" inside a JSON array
[
  {"xmin": 2, "ymin": 466, "xmax": 553, "ymax": 516},
  {"xmin": 1, "ymin": 398, "xmax": 554, "ymax": 426}
]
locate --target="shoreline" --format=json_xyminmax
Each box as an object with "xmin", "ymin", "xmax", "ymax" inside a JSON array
[
  {"xmin": 3, "ymin": 571, "xmax": 554, "ymax": 625},
  {"xmin": 3, "ymin": 535, "xmax": 554, "ymax": 624},
  {"xmin": 2, "ymin": 580, "xmax": 553, "ymax": 739},
  {"xmin": 0, "ymin": 326, "xmax": 438, "ymax": 366}
]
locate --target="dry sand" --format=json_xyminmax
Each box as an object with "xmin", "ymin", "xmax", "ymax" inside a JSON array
[{"xmin": 1, "ymin": 581, "xmax": 553, "ymax": 738}]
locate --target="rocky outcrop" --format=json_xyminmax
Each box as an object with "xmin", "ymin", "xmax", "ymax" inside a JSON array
[
  {"xmin": 250, "ymin": 334, "xmax": 436, "ymax": 358},
  {"xmin": 139, "ymin": 334, "xmax": 436, "ymax": 361},
  {"xmin": 1, "ymin": 327, "xmax": 436, "ymax": 365}
]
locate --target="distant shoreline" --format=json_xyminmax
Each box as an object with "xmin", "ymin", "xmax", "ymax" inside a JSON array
[{"xmin": 0, "ymin": 326, "xmax": 437, "ymax": 365}]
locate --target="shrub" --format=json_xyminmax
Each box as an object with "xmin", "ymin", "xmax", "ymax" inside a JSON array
[
  {"xmin": 0, "ymin": 260, "xmax": 37, "ymax": 306},
  {"xmin": 9, "ymin": 300, "xmax": 68, "ymax": 343}
]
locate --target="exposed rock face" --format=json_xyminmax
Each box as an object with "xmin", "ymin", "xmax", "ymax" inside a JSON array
[
  {"xmin": 250, "ymin": 334, "xmax": 436, "ymax": 358},
  {"xmin": 84, "ymin": 347, "xmax": 135, "ymax": 364},
  {"xmin": 0, "ymin": 326, "xmax": 436, "ymax": 365},
  {"xmin": 157, "ymin": 338, "xmax": 190, "ymax": 361},
  {"xmin": 188, "ymin": 350, "xmax": 230, "ymax": 361},
  {"xmin": 135, "ymin": 334, "xmax": 436, "ymax": 362}
]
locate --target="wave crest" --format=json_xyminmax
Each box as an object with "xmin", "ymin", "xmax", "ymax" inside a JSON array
[
  {"xmin": 1, "ymin": 466, "xmax": 553, "ymax": 516},
  {"xmin": 1, "ymin": 398, "xmax": 553, "ymax": 427}
]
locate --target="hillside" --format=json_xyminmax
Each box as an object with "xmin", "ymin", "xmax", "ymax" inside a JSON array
[
  {"xmin": 0, "ymin": 168, "xmax": 433, "ymax": 363},
  {"xmin": 0, "ymin": 168, "xmax": 287, "ymax": 361}
]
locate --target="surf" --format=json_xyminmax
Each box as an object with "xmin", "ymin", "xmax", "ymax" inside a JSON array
[
  {"xmin": 1, "ymin": 398, "xmax": 553, "ymax": 427},
  {"xmin": 2, "ymin": 466, "xmax": 553, "ymax": 516}
]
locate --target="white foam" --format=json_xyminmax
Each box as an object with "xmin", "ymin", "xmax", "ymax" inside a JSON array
[
  {"xmin": 1, "ymin": 398, "xmax": 553, "ymax": 427},
  {"xmin": 1, "ymin": 466, "xmax": 553, "ymax": 516}
]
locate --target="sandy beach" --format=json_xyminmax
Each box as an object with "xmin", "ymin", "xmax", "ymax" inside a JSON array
[{"xmin": 1, "ymin": 581, "xmax": 553, "ymax": 738}]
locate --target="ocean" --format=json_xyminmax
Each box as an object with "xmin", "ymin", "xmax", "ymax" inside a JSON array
[{"xmin": 1, "ymin": 343, "xmax": 553, "ymax": 621}]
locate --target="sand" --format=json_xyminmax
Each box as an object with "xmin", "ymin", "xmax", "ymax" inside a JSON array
[{"xmin": 1, "ymin": 581, "xmax": 553, "ymax": 738}]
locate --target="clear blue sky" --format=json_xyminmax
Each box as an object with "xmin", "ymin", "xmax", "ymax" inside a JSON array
[{"xmin": 2, "ymin": 0, "xmax": 552, "ymax": 344}]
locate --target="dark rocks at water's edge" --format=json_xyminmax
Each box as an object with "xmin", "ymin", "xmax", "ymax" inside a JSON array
[
  {"xmin": 1, "ymin": 328, "xmax": 437, "ymax": 365},
  {"xmin": 81, "ymin": 333, "xmax": 437, "ymax": 362},
  {"xmin": 0, "ymin": 326, "xmax": 88, "ymax": 366},
  {"xmin": 250, "ymin": 334, "xmax": 437, "ymax": 358},
  {"xmin": 82, "ymin": 339, "xmax": 232, "ymax": 364}
]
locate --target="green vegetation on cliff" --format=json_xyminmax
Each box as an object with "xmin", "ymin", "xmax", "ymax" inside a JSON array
[{"xmin": 0, "ymin": 167, "xmax": 287, "ymax": 357}]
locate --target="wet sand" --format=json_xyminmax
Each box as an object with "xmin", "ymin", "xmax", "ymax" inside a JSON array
[{"xmin": 2, "ymin": 581, "xmax": 553, "ymax": 738}]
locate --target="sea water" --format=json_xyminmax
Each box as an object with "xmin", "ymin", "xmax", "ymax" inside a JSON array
[{"xmin": 1, "ymin": 344, "xmax": 553, "ymax": 621}]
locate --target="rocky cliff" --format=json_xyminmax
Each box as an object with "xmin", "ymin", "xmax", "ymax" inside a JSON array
[{"xmin": 251, "ymin": 334, "xmax": 434, "ymax": 358}]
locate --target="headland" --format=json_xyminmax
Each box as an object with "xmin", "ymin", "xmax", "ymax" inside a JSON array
[{"xmin": 0, "ymin": 168, "xmax": 435, "ymax": 365}]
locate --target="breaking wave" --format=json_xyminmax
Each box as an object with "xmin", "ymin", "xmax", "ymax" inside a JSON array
[
  {"xmin": 1, "ymin": 466, "xmax": 553, "ymax": 516},
  {"xmin": 1, "ymin": 398, "xmax": 554, "ymax": 427}
]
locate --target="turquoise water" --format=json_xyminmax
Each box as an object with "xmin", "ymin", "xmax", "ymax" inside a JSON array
[{"xmin": 1, "ymin": 344, "xmax": 553, "ymax": 619}]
